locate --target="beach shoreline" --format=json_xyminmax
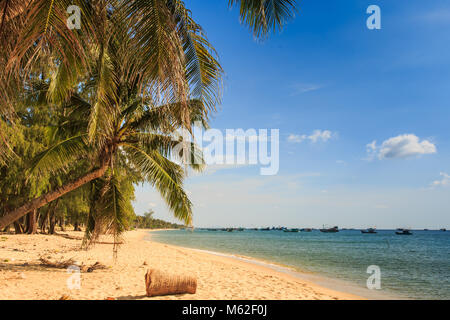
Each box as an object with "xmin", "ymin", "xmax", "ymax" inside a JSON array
[
  {"xmin": 146, "ymin": 230, "xmax": 397, "ymax": 300},
  {"xmin": 0, "ymin": 229, "xmax": 364, "ymax": 300}
]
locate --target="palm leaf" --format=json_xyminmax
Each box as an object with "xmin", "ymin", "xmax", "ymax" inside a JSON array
[
  {"xmin": 30, "ymin": 134, "xmax": 89, "ymax": 176},
  {"xmin": 228, "ymin": 0, "xmax": 298, "ymax": 38},
  {"xmin": 123, "ymin": 143, "xmax": 193, "ymax": 225},
  {"xmin": 124, "ymin": 131, "xmax": 205, "ymax": 171}
]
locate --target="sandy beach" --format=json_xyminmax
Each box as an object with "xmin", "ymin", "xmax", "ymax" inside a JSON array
[{"xmin": 0, "ymin": 229, "xmax": 362, "ymax": 300}]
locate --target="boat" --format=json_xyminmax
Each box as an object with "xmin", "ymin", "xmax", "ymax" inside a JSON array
[
  {"xmin": 319, "ymin": 226, "xmax": 339, "ymax": 233},
  {"xmin": 226, "ymin": 228, "xmax": 233, "ymax": 232},
  {"xmin": 440, "ymin": 228, "xmax": 447, "ymax": 232},
  {"xmin": 284, "ymin": 228, "xmax": 299, "ymax": 233},
  {"xmin": 300, "ymin": 228, "xmax": 312, "ymax": 232},
  {"xmin": 396, "ymin": 229, "xmax": 413, "ymax": 235},
  {"xmin": 361, "ymin": 228, "xmax": 377, "ymax": 234},
  {"xmin": 260, "ymin": 227, "xmax": 271, "ymax": 231}
]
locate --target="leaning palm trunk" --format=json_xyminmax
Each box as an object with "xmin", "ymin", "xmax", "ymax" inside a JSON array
[{"xmin": 0, "ymin": 165, "xmax": 108, "ymax": 229}]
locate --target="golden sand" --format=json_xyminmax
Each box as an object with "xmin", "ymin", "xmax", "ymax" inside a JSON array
[{"xmin": 0, "ymin": 230, "xmax": 362, "ymax": 300}]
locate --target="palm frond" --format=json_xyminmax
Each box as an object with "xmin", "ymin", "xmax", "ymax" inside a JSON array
[
  {"xmin": 6, "ymin": 0, "xmax": 94, "ymax": 80},
  {"xmin": 30, "ymin": 134, "xmax": 89, "ymax": 176},
  {"xmin": 127, "ymin": 99, "xmax": 208, "ymax": 133},
  {"xmin": 168, "ymin": 1, "xmax": 223, "ymax": 111},
  {"xmin": 123, "ymin": 143, "xmax": 193, "ymax": 225},
  {"xmin": 121, "ymin": 0, "xmax": 189, "ymax": 124},
  {"xmin": 82, "ymin": 169, "xmax": 130, "ymax": 255},
  {"xmin": 88, "ymin": 47, "xmax": 118, "ymax": 144},
  {"xmin": 124, "ymin": 132, "xmax": 205, "ymax": 171},
  {"xmin": 228, "ymin": 0, "xmax": 298, "ymax": 38}
]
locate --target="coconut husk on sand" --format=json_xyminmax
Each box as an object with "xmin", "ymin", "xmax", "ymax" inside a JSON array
[{"xmin": 145, "ymin": 269, "xmax": 197, "ymax": 297}]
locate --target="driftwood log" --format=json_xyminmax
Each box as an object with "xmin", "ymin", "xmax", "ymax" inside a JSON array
[{"xmin": 145, "ymin": 269, "xmax": 197, "ymax": 297}]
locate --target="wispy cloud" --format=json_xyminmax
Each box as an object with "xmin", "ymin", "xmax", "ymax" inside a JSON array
[
  {"xmin": 366, "ymin": 134, "xmax": 436, "ymax": 160},
  {"xmin": 288, "ymin": 130, "xmax": 335, "ymax": 144},
  {"xmin": 290, "ymin": 83, "xmax": 323, "ymax": 96},
  {"xmin": 431, "ymin": 172, "xmax": 450, "ymax": 187}
]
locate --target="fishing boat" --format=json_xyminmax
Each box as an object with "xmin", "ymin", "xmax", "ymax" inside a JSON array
[
  {"xmin": 319, "ymin": 226, "xmax": 339, "ymax": 233},
  {"xmin": 284, "ymin": 228, "xmax": 299, "ymax": 233},
  {"xmin": 361, "ymin": 228, "xmax": 377, "ymax": 234},
  {"xmin": 396, "ymin": 229, "xmax": 413, "ymax": 235}
]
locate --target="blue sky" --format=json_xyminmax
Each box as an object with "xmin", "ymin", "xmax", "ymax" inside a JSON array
[{"xmin": 134, "ymin": 0, "xmax": 450, "ymax": 229}]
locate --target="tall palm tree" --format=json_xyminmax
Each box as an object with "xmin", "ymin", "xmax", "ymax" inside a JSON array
[
  {"xmin": 0, "ymin": 0, "xmax": 298, "ymax": 229},
  {"xmin": 0, "ymin": 1, "xmax": 218, "ymax": 229},
  {"xmin": 0, "ymin": 69, "xmax": 208, "ymax": 231},
  {"xmin": 0, "ymin": 0, "xmax": 224, "ymax": 154}
]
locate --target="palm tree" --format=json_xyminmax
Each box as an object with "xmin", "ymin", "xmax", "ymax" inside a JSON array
[
  {"xmin": 0, "ymin": 68, "xmax": 208, "ymax": 234},
  {"xmin": 0, "ymin": 1, "xmax": 218, "ymax": 230},
  {"xmin": 0, "ymin": 0, "xmax": 298, "ymax": 229},
  {"xmin": 0, "ymin": 0, "xmax": 297, "ymax": 113}
]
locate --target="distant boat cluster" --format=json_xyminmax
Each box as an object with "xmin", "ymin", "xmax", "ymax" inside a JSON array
[
  {"xmin": 204, "ymin": 227, "xmax": 313, "ymax": 233},
  {"xmin": 197, "ymin": 226, "xmax": 449, "ymax": 235}
]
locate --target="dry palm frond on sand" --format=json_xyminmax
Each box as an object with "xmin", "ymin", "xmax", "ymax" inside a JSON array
[{"xmin": 39, "ymin": 257, "xmax": 107, "ymax": 273}]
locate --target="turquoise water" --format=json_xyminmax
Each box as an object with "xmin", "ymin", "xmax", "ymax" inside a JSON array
[{"xmin": 149, "ymin": 229, "xmax": 450, "ymax": 300}]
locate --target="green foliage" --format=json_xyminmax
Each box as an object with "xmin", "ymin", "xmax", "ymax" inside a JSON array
[
  {"xmin": 0, "ymin": 106, "xmax": 52, "ymax": 211},
  {"xmin": 134, "ymin": 210, "xmax": 185, "ymax": 230},
  {"xmin": 0, "ymin": 0, "xmax": 299, "ymax": 248}
]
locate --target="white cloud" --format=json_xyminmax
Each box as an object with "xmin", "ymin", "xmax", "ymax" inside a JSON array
[
  {"xmin": 431, "ymin": 172, "xmax": 450, "ymax": 187},
  {"xmin": 291, "ymin": 83, "xmax": 323, "ymax": 95},
  {"xmin": 309, "ymin": 130, "xmax": 332, "ymax": 143},
  {"xmin": 367, "ymin": 140, "xmax": 377, "ymax": 152},
  {"xmin": 366, "ymin": 134, "xmax": 436, "ymax": 160},
  {"xmin": 288, "ymin": 130, "xmax": 335, "ymax": 144},
  {"xmin": 364, "ymin": 140, "xmax": 378, "ymax": 161},
  {"xmin": 287, "ymin": 134, "xmax": 307, "ymax": 143}
]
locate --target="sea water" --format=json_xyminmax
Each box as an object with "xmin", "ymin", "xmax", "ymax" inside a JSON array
[{"xmin": 149, "ymin": 229, "xmax": 450, "ymax": 300}]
